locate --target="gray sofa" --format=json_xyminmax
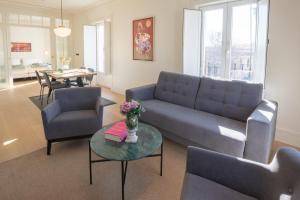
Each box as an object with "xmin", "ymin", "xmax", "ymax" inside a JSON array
[
  {"xmin": 181, "ymin": 146, "xmax": 300, "ymax": 200},
  {"xmin": 126, "ymin": 71, "xmax": 278, "ymax": 163},
  {"xmin": 42, "ymin": 87, "xmax": 103, "ymax": 155}
]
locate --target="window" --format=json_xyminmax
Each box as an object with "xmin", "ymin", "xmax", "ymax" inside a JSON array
[
  {"xmin": 31, "ymin": 16, "xmax": 43, "ymax": 26},
  {"xmin": 55, "ymin": 18, "xmax": 71, "ymax": 69},
  {"xmin": 55, "ymin": 19, "xmax": 70, "ymax": 28},
  {"xmin": 19, "ymin": 15, "xmax": 31, "ymax": 25},
  {"xmin": 83, "ymin": 21, "xmax": 111, "ymax": 74},
  {"xmin": 183, "ymin": 0, "xmax": 269, "ymax": 83},
  {"xmin": 7, "ymin": 14, "xmax": 51, "ymax": 27},
  {"xmin": 43, "ymin": 17, "xmax": 51, "ymax": 27},
  {"xmin": 56, "ymin": 37, "xmax": 69, "ymax": 69},
  {"xmin": 9, "ymin": 14, "xmax": 19, "ymax": 24}
]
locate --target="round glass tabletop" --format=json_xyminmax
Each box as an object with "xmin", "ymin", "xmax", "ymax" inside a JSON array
[{"xmin": 90, "ymin": 122, "xmax": 162, "ymax": 161}]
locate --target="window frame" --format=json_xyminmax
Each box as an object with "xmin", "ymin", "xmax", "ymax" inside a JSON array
[{"xmin": 197, "ymin": 0, "xmax": 262, "ymax": 82}]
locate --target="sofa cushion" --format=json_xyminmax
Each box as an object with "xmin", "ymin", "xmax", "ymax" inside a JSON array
[
  {"xmin": 47, "ymin": 110, "xmax": 100, "ymax": 140},
  {"xmin": 181, "ymin": 173, "xmax": 258, "ymax": 200},
  {"xmin": 195, "ymin": 77, "xmax": 263, "ymax": 122},
  {"xmin": 141, "ymin": 100, "xmax": 246, "ymax": 157},
  {"xmin": 154, "ymin": 71, "xmax": 200, "ymax": 108}
]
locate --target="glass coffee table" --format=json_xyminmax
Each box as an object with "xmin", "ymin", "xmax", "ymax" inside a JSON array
[{"xmin": 89, "ymin": 122, "xmax": 163, "ymax": 200}]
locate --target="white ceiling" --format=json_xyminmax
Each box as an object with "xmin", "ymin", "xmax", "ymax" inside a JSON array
[{"xmin": 0, "ymin": 0, "xmax": 113, "ymax": 12}]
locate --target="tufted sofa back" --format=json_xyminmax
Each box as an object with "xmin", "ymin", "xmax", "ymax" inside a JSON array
[
  {"xmin": 155, "ymin": 71, "xmax": 201, "ymax": 108},
  {"xmin": 195, "ymin": 77, "xmax": 263, "ymax": 122}
]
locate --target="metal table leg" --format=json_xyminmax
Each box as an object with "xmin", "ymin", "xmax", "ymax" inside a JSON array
[
  {"xmin": 160, "ymin": 141, "xmax": 164, "ymax": 176},
  {"xmin": 121, "ymin": 161, "xmax": 128, "ymax": 200},
  {"xmin": 89, "ymin": 140, "xmax": 92, "ymax": 185}
]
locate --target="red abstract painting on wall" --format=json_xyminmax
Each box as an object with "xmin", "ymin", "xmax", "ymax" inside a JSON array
[
  {"xmin": 133, "ymin": 17, "xmax": 154, "ymax": 61},
  {"xmin": 11, "ymin": 42, "xmax": 32, "ymax": 52}
]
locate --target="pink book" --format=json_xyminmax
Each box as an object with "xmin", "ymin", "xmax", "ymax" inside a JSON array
[{"xmin": 105, "ymin": 121, "xmax": 127, "ymax": 142}]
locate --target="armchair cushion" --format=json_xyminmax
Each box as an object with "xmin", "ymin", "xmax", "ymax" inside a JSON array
[
  {"xmin": 46, "ymin": 110, "xmax": 100, "ymax": 140},
  {"xmin": 55, "ymin": 87, "xmax": 101, "ymax": 112},
  {"xmin": 181, "ymin": 173, "xmax": 257, "ymax": 200}
]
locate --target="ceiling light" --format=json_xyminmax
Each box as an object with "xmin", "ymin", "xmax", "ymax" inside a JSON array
[{"xmin": 54, "ymin": 0, "xmax": 71, "ymax": 37}]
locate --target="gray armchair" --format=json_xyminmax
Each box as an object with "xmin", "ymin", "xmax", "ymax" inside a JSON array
[
  {"xmin": 41, "ymin": 87, "xmax": 103, "ymax": 155},
  {"xmin": 181, "ymin": 146, "xmax": 300, "ymax": 200}
]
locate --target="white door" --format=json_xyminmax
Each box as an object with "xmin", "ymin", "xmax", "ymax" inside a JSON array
[
  {"xmin": 84, "ymin": 25, "xmax": 97, "ymax": 70},
  {"xmin": 0, "ymin": 27, "xmax": 9, "ymax": 89}
]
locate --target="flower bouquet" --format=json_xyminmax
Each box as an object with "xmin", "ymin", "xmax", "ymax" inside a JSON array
[{"xmin": 120, "ymin": 100, "xmax": 145, "ymax": 143}]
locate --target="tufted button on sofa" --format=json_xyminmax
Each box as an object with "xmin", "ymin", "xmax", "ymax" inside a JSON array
[{"xmin": 126, "ymin": 71, "xmax": 278, "ymax": 163}]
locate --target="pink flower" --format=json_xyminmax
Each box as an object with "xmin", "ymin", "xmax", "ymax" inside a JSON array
[{"xmin": 120, "ymin": 100, "xmax": 141, "ymax": 114}]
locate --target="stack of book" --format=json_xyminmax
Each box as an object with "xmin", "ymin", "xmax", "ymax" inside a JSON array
[{"xmin": 104, "ymin": 121, "xmax": 128, "ymax": 142}]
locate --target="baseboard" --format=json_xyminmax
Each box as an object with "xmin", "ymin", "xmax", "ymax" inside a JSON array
[{"xmin": 275, "ymin": 128, "xmax": 300, "ymax": 148}]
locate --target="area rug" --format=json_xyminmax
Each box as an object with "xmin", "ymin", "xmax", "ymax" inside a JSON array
[
  {"xmin": 29, "ymin": 95, "xmax": 116, "ymax": 110},
  {"xmin": 0, "ymin": 139, "xmax": 186, "ymax": 200}
]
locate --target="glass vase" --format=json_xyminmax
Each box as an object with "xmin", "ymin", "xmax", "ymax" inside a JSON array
[{"xmin": 125, "ymin": 114, "xmax": 138, "ymax": 143}]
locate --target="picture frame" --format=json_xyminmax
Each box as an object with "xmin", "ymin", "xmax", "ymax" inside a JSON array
[
  {"xmin": 11, "ymin": 42, "xmax": 32, "ymax": 52},
  {"xmin": 133, "ymin": 17, "xmax": 154, "ymax": 61}
]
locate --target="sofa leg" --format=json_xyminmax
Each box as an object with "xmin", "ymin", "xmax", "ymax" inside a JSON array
[{"xmin": 47, "ymin": 141, "xmax": 52, "ymax": 155}]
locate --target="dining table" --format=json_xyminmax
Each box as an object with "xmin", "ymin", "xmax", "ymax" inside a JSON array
[{"xmin": 41, "ymin": 69, "xmax": 97, "ymax": 87}]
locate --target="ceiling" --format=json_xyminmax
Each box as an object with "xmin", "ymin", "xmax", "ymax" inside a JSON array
[{"xmin": 0, "ymin": 0, "xmax": 113, "ymax": 12}]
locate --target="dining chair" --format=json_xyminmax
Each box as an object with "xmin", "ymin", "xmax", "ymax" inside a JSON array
[
  {"xmin": 35, "ymin": 71, "xmax": 47, "ymax": 102},
  {"xmin": 36, "ymin": 71, "xmax": 61, "ymax": 105},
  {"xmin": 86, "ymin": 68, "xmax": 95, "ymax": 86},
  {"xmin": 42, "ymin": 72, "xmax": 68, "ymax": 104}
]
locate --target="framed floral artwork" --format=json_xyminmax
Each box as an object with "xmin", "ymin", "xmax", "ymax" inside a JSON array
[{"xmin": 133, "ymin": 17, "xmax": 154, "ymax": 61}]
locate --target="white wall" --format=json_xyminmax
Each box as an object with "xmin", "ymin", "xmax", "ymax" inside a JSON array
[
  {"xmin": 73, "ymin": 0, "xmax": 300, "ymax": 147},
  {"xmin": 264, "ymin": 0, "xmax": 300, "ymax": 147},
  {"xmin": 72, "ymin": 0, "xmax": 188, "ymax": 89},
  {"xmin": 10, "ymin": 26, "xmax": 51, "ymax": 64}
]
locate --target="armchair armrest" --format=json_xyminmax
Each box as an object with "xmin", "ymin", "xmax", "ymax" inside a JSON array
[
  {"xmin": 126, "ymin": 84, "xmax": 156, "ymax": 101},
  {"xmin": 186, "ymin": 146, "xmax": 267, "ymax": 198},
  {"xmin": 41, "ymin": 100, "xmax": 61, "ymax": 125},
  {"xmin": 244, "ymin": 100, "xmax": 278, "ymax": 163},
  {"xmin": 95, "ymin": 97, "xmax": 104, "ymax": 116},
  {"xmin": 95, "ymin": 97, "xmax": 104, "ymax": 127}
]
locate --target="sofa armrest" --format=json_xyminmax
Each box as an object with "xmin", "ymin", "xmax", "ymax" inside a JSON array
[
  {"xmin": 41, "ymin": 100, "xmax": 61, "ymax": 125},
  {"xmin": 244, "ymin": 100, "xmax": 278, "ymax": 163},
  {"xmin": 186, "ymin": 146, "xmax": 267, "ymax": 197},
  {"xmin": 126, "ymin": 84, "xmax": 156, "ymax": 101}
]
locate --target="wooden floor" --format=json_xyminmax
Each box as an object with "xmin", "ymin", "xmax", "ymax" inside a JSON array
[{"xmin": 0, "ymin": 80, "xmax": 297, "ymax": 163}]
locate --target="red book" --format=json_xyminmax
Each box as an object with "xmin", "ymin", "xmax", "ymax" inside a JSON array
[{"xmin": 105, "ymin": 121, "xmax": 127, "ymax": 142}]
